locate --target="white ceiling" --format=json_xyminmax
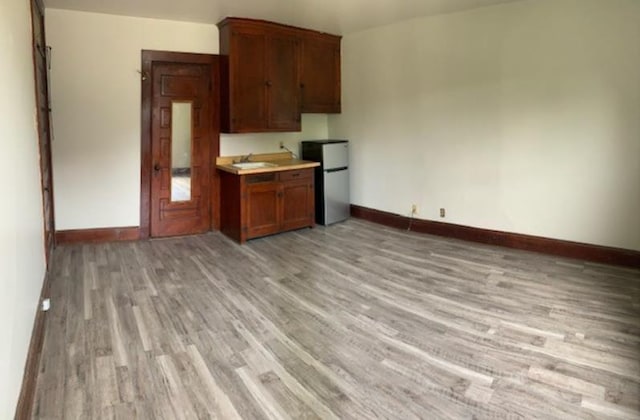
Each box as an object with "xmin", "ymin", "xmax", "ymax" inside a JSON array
[{"xmin": 43, "ymin": 0, "xmax": 522, "ymax": 35}]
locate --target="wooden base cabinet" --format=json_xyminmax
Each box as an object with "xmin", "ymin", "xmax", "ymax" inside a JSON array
[{"xmin": 220, "ymin": 169, "xmax": 315, "ymax": 243}]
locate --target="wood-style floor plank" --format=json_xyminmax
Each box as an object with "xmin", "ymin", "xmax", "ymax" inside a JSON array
[{"xmin": 32, "ymin": 219, "xmax": 640, "ymax": 419}]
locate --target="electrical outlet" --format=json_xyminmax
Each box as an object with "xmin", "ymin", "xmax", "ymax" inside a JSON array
[
  {"xmin": 440, "ymin": 208, "xmax": 445, "ymax": 218},
  {"xmin": 41, "ymin": 298, "xmax": 51, "ymax": 312},
  {"xmin": 411, "ymin": 204, "xmax": 417, "ymax": 216},
  {"xmin": 279, "ymin": 141, "xmax": 284, "ymax": 149}
]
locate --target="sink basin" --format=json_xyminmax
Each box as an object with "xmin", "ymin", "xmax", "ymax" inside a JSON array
[{"xmin": 231, "ymin": 161, "xmax": 278, "ymax": 170}]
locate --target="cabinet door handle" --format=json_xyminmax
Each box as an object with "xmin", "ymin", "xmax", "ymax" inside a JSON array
[{"xmin": 265, "ymin": 80, "xmax": 272, "ymax": 87}]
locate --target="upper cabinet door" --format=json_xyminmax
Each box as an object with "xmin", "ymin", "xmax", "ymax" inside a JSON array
[
  {"xmin": 300, "ymin": 33, "xmax": 342, "ymax": 114},
  {"xmin": 219, "ymin": 18, "xmax": 302, "ymax": 133},
  {"xmin": 267, "ymin": 33, "xmax": 301, "ymax": 130},
  {"xmin": 231, "ymin": 30, "xmax": 268, "ymax": 131}
]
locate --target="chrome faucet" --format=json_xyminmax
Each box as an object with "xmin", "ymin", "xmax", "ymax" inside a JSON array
[{"xmin": 238, "ymin": 153, "xmax": 253, "ymax": 163}]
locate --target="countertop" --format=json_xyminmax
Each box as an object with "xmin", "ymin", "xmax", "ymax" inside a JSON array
[{"xmin": 216, "ymin": 152, "xmax": 319, "ymax": 175}]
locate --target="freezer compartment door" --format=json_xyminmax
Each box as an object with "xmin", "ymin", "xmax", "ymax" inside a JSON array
[
  {"xmin": 322, "ymin": 142, "xmax": 349, "ymax": 170},
  {"xmin": 323, "ymin": 168, "xmax": 350, "ymax": 225}
]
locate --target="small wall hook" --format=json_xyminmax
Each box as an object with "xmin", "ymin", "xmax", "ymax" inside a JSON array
[{"xmin": 137, "ymin": 70, "xmax": 148, "ymax": 81}]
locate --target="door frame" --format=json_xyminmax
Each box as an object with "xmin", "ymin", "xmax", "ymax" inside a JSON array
[
  {"xmin": 30, "ymin": 0, "xmax": 55, "ymax": 264},
  {"xmin": 140, "ymin": 50, "xmax": 221, "ymax": 239}
]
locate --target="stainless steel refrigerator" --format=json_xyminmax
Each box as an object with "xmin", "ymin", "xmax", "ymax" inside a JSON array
[{"xmin": 301, "ymin": 140, "xmax": 350, "ymax": 225}]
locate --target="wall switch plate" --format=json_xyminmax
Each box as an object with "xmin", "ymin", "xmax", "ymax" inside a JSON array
[{"xmin": 440, "ymin": 208, "xmax": 445, "ymax": 218}]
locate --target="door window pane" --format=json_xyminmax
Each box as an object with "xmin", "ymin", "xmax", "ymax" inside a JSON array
[{"xmin": 171, "ymin": 101, "xmax": 192, "ymax": 202}]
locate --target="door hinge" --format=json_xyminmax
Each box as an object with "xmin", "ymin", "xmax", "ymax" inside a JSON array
[{"xmin": 46, "ymin": 46, "xmax": 52, "ymax": 70}]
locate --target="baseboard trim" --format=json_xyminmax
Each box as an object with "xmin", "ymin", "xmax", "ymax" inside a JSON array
[
  {"xmin": 14, "ymin": 271, "xmax": 51, "ymax": 419},
  {"xmin": 55, "ymin": 226, "xmax": 140, "ymax": 244},
  {"xmin": 351, "ymin": 205, "xmax": 640, "ymax": 268}
]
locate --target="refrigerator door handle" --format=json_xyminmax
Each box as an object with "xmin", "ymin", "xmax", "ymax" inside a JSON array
[{"xmin": 325, "ymin": 167, "xmax": 348, "ymax": 173}]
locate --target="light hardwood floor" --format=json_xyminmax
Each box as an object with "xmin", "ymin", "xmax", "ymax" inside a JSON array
[{"xmin": 32, "ymin": 219, "xmax": 640, "ymax": 419}]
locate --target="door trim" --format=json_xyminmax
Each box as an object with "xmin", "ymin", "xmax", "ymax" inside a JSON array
[
  {"xmin": 56, "ymin": 226, "xmax": 140, "ymax": 244},
  {"xmin": 30, "ymin": 0, "xmax": 55, "ymax": 265},
  {"xmin": 140, "ymin": 50, "xmax": 220, "ymax": 239},
  {"xmin": 14, "ymin": 270, "xmax": 50, "ymax": 419},
  {"xmin": 351, "ymin": 204, "xmax": 640, "ymax": 268}
]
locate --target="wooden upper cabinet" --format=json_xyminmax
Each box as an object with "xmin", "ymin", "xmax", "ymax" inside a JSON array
[
  {"xmin": 218, "ymin": 18, "xmax": 301, "ymax": 133},
  {"xmin": 300, "ymin": 33, "xmax": 342, "ymax": 113},
  {"xmin": 218, "ymin": 18, "xmax": 342, "ymax": 133}
]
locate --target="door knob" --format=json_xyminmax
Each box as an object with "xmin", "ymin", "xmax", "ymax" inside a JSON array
[{"xmin": 153, "ymin": 163, "xmax": 161, "ymax": 172}]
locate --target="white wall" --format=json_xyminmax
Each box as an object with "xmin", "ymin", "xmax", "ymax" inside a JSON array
[
  {"xmin": 220, "ymin": 114, "xmax": 329, "ymax": 157},
  {"xmin": 46, "ymin": 9, "xmax": 329, "ymax": 230},
  {"xmin": 46, "ymin": 10, "xmax": 217, "ymax": 230},
  {"xmin": 329, "ymin": 0, "xmax": 640, "ymax": 251},
  {"xmin": 0, "ymin": 0, "xmax": 48, "ymax": 417}
]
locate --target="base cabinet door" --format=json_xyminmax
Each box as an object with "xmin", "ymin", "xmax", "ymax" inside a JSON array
[
  {"xmin": 246, "ymin": 182, "xmax": 281, "ymax": 238},
  {"xmin": 281, "ymin": 178, "xmax": 314, "ymax": 231}
]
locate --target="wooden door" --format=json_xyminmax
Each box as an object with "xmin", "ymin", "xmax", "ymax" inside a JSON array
[
  {"xmin": 31, "ymin": 0, "xmax": 55, "ymax": 264},
  {"xmin": 300, "ymin": 33, "xmax": 341, "ymax": 113},
  {"xmin": 150, "ymin": 62, "xmax": 212, "ymax": 237},
  {"xmin": 246, "ymin": 182, "xmax": 281, "ymax": 238},
  {"xmin": 267, "ymin": 33, "xmax": 300, "ymax": 130},
  {"xmin": 231, "ymin": 30, "xmax": 268, "ymax": 131}
]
